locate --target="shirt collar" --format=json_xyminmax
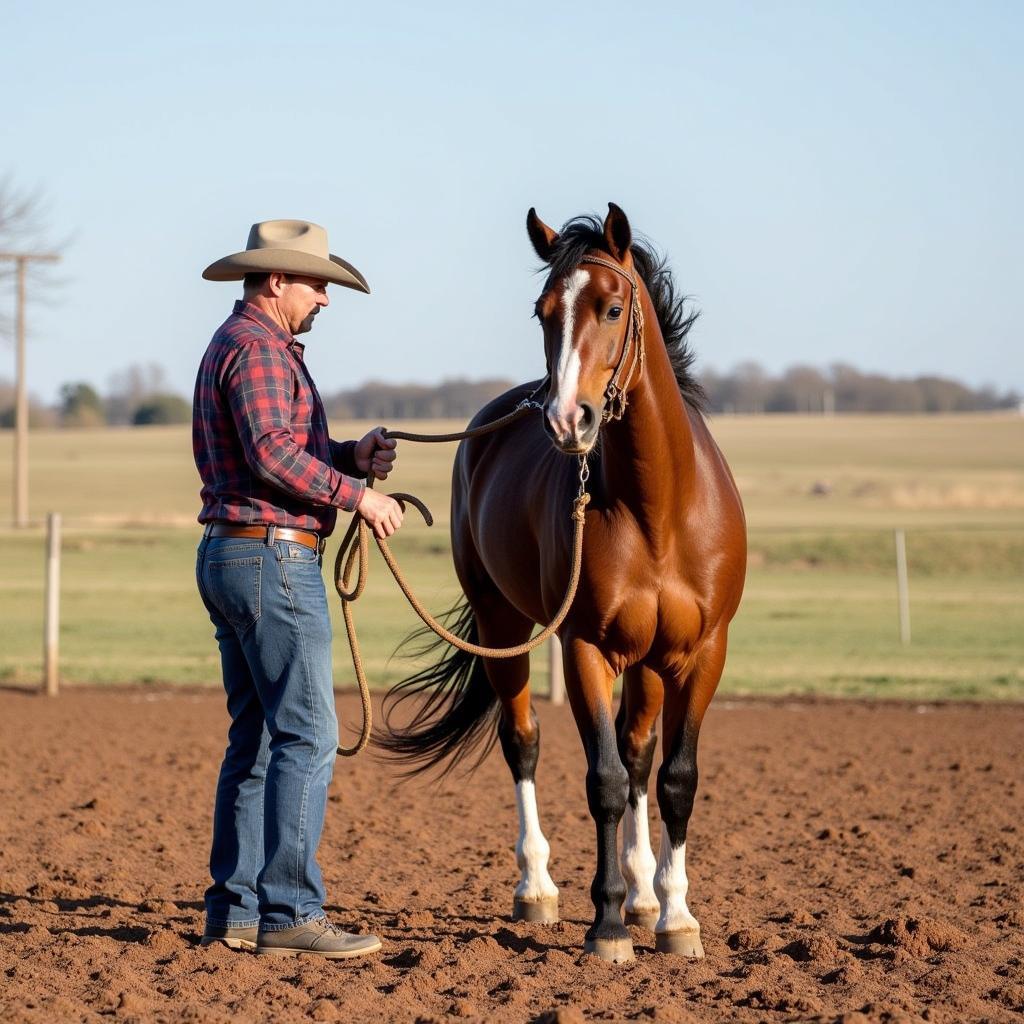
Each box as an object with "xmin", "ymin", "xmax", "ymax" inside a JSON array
[{"xmin": 231, "ymin": 300, "xmax": 302, "ymax": 353}]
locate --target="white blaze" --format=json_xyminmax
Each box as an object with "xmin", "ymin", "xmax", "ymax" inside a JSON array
[
  {"xmin": 552, "ymin": 268, "xmax": 590, "ymax": 417},
  {"xmin": 514, "ymin": 780, "xmax": 559, "ymax": 903},
  {"xmin": 621, "ymin": 794, "xmax": 659, "ymax": 916},
  {"xmin": 654, "ymin": 823, "xmax": 701, "ymax": 934}
]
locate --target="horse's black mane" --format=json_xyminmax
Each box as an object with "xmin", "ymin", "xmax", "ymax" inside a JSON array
[{"xmin": 541, "ymin": 214, "xmax": 706, "ymax": 412}]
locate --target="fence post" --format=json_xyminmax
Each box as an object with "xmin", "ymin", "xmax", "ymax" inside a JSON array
[
  {"xmin": 894, "ymin": 528, "xmax": 911, "ymax": 646},
  {"xmin": 43, "ymin": 512, "xmax": 61, "ymax": 696},
  {"xmin": 548, "ymin": 635, "xmax": 565, "ymax": 705}
]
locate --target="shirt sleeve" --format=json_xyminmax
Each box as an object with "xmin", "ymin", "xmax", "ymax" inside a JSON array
[
  {"xmin": 329, "ymin": 439, "xmax": 365, "ymax": 478},
  {"xmin": 222, "ymin": 341, "xmax": 365, "ymax": 512}
]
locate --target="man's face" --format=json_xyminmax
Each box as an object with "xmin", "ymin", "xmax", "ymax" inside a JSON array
[{"xmin": 279, "ymin": 275, "xmax": 330, "ymax": 335}]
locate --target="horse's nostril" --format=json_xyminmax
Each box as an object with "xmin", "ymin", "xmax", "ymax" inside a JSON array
[{"xmin": 579, "ymin": 403, "xmax": 596, "ymax": 432}]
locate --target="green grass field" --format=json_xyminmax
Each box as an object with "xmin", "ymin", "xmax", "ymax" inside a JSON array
[{"xmin": 0, "ymin": 414, "xmax": 1021, "ymax": 700}]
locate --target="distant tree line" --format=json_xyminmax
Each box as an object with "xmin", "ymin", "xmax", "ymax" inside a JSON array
[
  {"xmin": 1, "ymin": 362, "xmax": 1018, "ymax": 429},
  {"xmin": 322, "ymin": 365, "xmax": 1019, "ymax": 418},
  {"xmin": 0, "ymin": 362, "xmax": 191, "ymax": 428},
  {"xmin": 701, "ymin": 362, "xmax": 1019, "ymax": 414},
  {"xmin": 321, "ymin": 378, "xmax": 517, "ymax": 420}
]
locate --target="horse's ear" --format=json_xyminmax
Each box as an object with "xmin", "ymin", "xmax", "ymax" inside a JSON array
[
  {"xmin": 527, "ymin": 207, "xmax": 559, "ymax": 263},
  {"xmin": 603, "ymin": 202, "xmax": 632, "ymax": 262}
]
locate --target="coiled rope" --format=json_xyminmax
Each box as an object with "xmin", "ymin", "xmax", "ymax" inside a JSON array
[{"xmin": 332, "ymin": 402, "xmax": 589, "ymax": 756}]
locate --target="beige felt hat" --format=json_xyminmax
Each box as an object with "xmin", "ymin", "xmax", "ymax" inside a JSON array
[{"xmin": 202, "ymin": 220, "xmax": 370, "ymax": 293}]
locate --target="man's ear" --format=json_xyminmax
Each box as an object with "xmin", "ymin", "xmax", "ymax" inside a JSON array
[
  {"xmin": 603, "ymin": 202, "xmax": 632, "ymax": 262},
  {"xmin": 527, "ymin": 207, "xmax": 559, "ymax": 263},
  {"xmin": 268, "ymin": 271, "xmax": 288, "ymax": 296}
]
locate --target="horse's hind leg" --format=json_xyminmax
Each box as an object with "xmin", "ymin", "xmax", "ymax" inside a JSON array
[
  {"xmin": 497, "ymin": 680, "xmax": 560, "ymax": 923},
  {"xmin": 654, "ymin": 630, "xmax": 728, "ymax": 957},
  {"xmin": 478, "ymin": 603, "xmax": 559, "ymax": 924},
  {"xmin": 564, "ymin": 636, "xmax": 633, "ymax": 963},
  {"xmin": 616, "ymin": 665, "xmax": 664, "ymax": 930}
]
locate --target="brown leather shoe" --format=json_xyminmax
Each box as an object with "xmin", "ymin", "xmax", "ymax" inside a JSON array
[
  {"xmin": 256, "ymin": 918, "xmax": 382, "ymax": 959},
  {"xmin": 200, "ymin": 924, "xmax": 258, "ymax": 950}
]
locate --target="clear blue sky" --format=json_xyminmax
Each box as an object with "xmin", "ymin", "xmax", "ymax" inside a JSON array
[{"xmin": 3, "ymin": 1, "xmax": 1021, "ymax": 403}]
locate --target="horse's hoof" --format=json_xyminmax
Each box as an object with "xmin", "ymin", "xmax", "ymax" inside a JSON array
[
  {"xmin": 624, "ymin": 909, "xmax": 659, "ymax": 930},
  {"xmin": 512, "ymin": 896, "xmax": 559, "ymax": 924},
  {"xmin": 583, "ymin": 936, "xmax": 635, "ymax": 963},
  {"xmin": 655, "ymin": 929, "xmax": 704, "ymax": 958}
]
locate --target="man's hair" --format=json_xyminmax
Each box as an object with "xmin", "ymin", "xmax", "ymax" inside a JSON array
[
  {"xmin": 243, "ymin": 272, "xmax": 270, "ymax": 295},
  {"xmin": 243, "ymin": 272, "xmax": 296, "ymax": 296}
]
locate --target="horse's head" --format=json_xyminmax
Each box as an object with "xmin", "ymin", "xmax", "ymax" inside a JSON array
[{"xmin": 527, "ymin": 203, "xmax": 643, "ymax": 454}]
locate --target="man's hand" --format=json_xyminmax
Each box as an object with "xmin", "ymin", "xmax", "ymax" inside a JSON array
[
  {"xmin": 357, "ymin": 488, "xmax": 404, "ymax": 539},
  {"xmin": 354, "ymin": 426, "xmax": 398, "ymax": 480}
]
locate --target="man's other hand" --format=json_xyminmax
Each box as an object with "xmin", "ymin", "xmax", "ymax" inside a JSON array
[
  {"xmin": 356, "ymin": 489, "xmax": 404, "ymax": 539},
  {"xmin": 354, "ymin": 426, "xmax": 398, "ymax": 480}
]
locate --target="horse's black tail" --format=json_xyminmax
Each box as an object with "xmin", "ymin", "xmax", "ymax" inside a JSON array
[{"xmin": 375, "ymin": 601, "xmax": 499, "ymax": 778}]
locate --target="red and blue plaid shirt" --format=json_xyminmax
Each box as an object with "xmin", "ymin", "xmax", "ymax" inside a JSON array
[{"xmin": 193, "ymin": 300, "xmax": 365, "ymax": 536}]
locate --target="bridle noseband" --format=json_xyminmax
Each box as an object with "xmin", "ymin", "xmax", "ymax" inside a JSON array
[{"xmin": 578, "ymin": 253, "xmax": 646, "ymax": 423}]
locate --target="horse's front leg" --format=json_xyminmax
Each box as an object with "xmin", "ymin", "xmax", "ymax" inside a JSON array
[
  {"xmin": 616, "ymin": 664, "xmax": 663, "ymax": 930},
  {"xmin": 564, "ymin": 636, "xmax": 633, "ymax": 963}
]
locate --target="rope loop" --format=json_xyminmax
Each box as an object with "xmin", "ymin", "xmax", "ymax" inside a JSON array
[
  {"xmin": 332, "ymin": 252, "xmax": 646, "ymax": 756},
  {"xmin": 332, "ymin": 406, "xmax": 589, "ymax": 758}
]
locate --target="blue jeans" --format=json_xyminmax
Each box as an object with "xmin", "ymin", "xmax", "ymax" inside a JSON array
[{"xmin": 196, "ymin": 532, "xmax": 339, "ymax": 930}]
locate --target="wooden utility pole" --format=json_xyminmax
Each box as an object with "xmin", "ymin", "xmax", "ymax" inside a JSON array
[{"xmin": 1, "ymin": 251, "xmax": 60, "ymax": 527}]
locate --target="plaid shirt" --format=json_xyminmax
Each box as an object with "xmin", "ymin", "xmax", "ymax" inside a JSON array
[{"xmin": 193, "ymin": 300, "xmax": 365, "ymax": 536}]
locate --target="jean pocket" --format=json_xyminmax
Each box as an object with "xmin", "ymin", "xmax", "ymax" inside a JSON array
[
  {"xmin": 205, "ymin": 556, "xmax": 262, "ymax": 633},
  {"xmin": 279, "ymin": 542, "xmax": 319, "ymax": 562}
]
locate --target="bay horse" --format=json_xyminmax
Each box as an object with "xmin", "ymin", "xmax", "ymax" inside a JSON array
[{"xmin": 379, "ymin": 204, "xmax": 746, "ymax": 962}]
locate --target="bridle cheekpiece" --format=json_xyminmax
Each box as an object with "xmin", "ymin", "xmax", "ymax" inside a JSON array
[{"xmin": 577, "ymin": 253, "xmax": 646, "ymax": 422}]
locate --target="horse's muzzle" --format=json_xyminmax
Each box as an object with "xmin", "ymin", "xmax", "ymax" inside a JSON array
[{"xmin": 544, "ymin": 400, "xmax": 600, "ymax": 453}]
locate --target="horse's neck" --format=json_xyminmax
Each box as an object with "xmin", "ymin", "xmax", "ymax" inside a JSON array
[{"xmin": 598, "ymin": 302, "xmax": 696, "ymax": 533}]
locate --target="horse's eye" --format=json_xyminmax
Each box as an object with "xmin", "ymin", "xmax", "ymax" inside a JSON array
[{"xmin": 608, "ymin": 306, "xmax": 623, "ymax": 321}]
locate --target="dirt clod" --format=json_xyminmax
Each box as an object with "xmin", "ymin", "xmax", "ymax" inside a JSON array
[{"xmin": 867, "ymin": 917, "xmax": 969, "ymax": 957}]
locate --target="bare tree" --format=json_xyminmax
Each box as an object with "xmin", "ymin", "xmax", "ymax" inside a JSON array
[
  {"xmin": 1, "ymin": 176, "xmax": 66, "ymax": 526},
  {"xmin": 106, "ymin": 362, "xmax": 169, "ymax": 424},
  {"xmin": 0, "ymin": 175, "xmax": 66, "ymax": 340}
]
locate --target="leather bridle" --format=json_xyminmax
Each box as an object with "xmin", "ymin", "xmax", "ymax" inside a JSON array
[{"xmin": 578, "ymin": 253, "xmax": 646, "ymax": 423}]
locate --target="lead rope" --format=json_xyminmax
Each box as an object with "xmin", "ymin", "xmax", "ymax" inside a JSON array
[
  {"xmin": 334, "ymin": 251, "xmax": 644, "ymax": 757},
  {"xmin": 333, "ymin": 399, "xmax": 589, "ymax": 756}
]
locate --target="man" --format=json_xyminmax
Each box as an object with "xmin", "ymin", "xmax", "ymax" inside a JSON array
[{"xmin": 193, "ymin": 220, "xmax": 403, "ymax": 959}]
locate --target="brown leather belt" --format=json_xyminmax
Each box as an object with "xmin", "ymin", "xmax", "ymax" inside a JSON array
[{"xmin": 203, "ymin": 523, "xmax": 325, "ymax": 553}]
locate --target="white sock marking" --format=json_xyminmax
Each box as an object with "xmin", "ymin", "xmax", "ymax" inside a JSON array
[
  {"xmin": 552, "ymin": 269, "xmax": 589, "ymax": 418},
  {"xmin": 514, "ymin": 780, "xmax": 558, "ymax": 902},
  {"xmin": 621, "ymin": 794, "xmax": 659, "ymax": 915},
  {"xmin": 654, "ymin": 823, "xmax": 700, "ymax": 933}
]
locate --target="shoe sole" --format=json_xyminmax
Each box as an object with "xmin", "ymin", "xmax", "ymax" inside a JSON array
[
  {"xmin": 255, "ymin": 938, "xmax": 383, "ymax": 960},
  {"xmin": 200, "ymin": 936, "xmax": 257, "ymax": 950}
]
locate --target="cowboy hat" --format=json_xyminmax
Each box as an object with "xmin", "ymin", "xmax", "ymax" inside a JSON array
[{"xmin": 202, "ymin": 220, "xmax": 370, "ymax": 293}]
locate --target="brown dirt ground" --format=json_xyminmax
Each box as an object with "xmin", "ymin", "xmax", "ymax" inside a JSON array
[{"xmin": 0, "ymin": 689, "xmax": 1022, "ymax": 1024}]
